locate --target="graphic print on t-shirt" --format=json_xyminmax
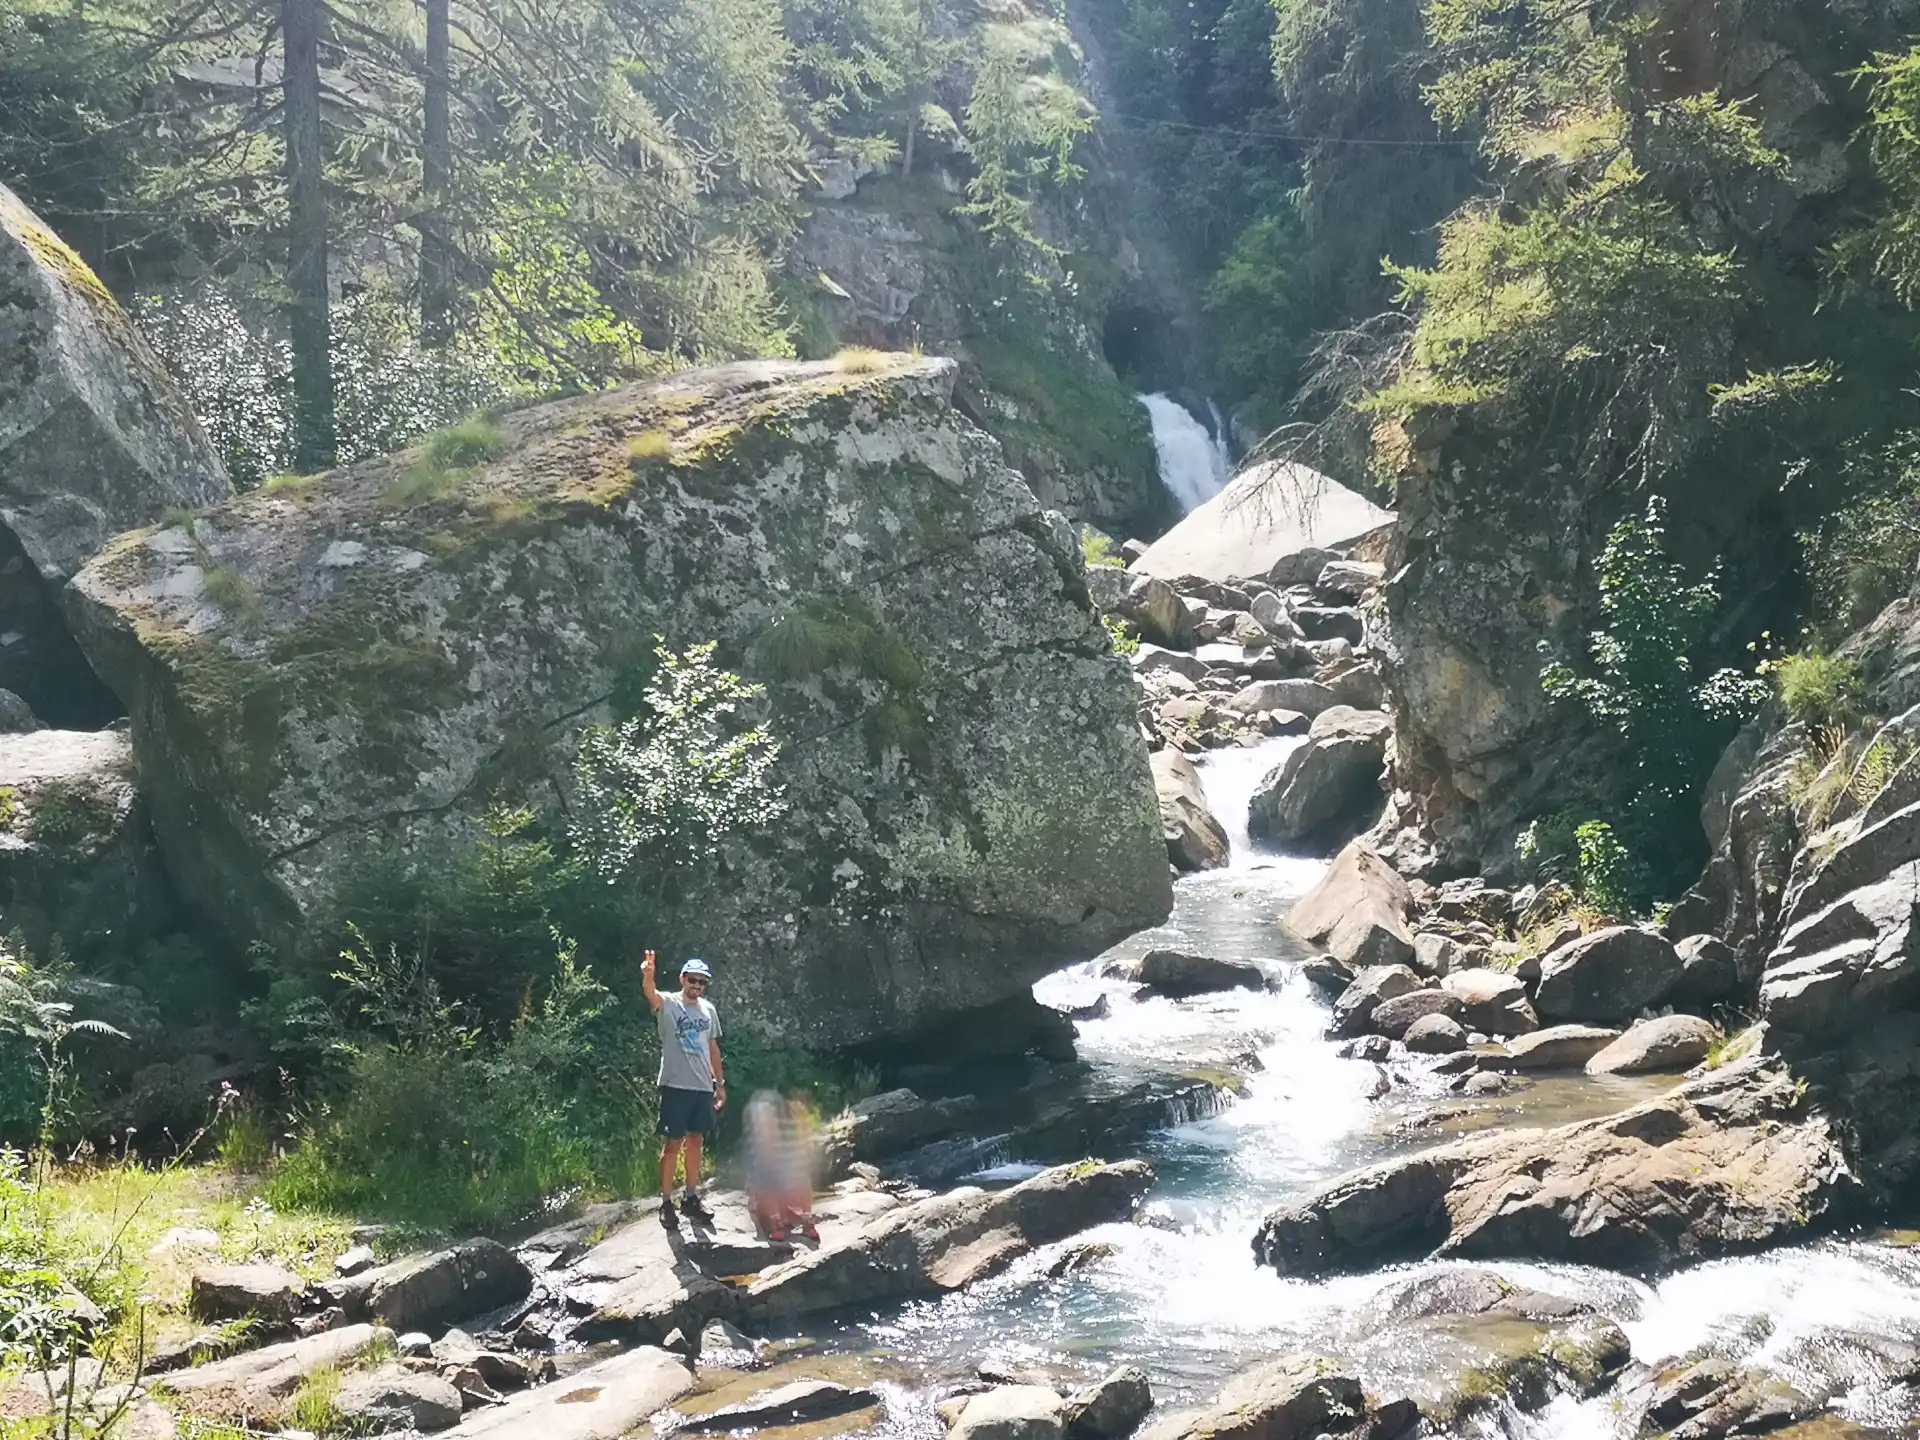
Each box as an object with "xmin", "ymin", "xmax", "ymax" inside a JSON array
[{"xmin": 675, "ymin": 1005, "xmax": 709, "ymax": 1054}]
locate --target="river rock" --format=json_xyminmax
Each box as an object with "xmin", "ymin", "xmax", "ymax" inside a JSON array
[
  {"xmin": 1410, "ymin": 931, "xmax": 1469, "ymax": 977},
  {"xmin": 1534, "ymin": 926, "xmax": 1684, "ymax": 1022},
  {"xmin": 1369, "ymin": 988, "xmax": 1462, "ymax": 1038},
  {"xmin": 358, "ymin": 1239, "xmax": 531, "ymax": 1334},
  {"xmin": 749, "ymin": 1159, "xmax": 1152, "ymax": 1319},
  {"xmin": 1249, "ymin": 590, "xmax": 1303, "ymax": 641},
  {"xmin": 1061, "ymin": 1365, "xmax": 1151, "ymax": 1439},
  {"xmin": 1485, "ymin": 1024, "xmax": 1621, "ymax": 1071},
  {"xmin": 70, "ymin": 357, "xmax": 1171, "ymax": 1047},
  {"xmin": 334, "ymin": 1364, "xmax": 463, "ymax": 1432},
  {"xmin": 1339, "ymin": 1034, "xmax": 1392, "ymax": 1062},
  {"xmin": 1440, "ymin": 969, "xmax": 1537, "ymax": 1036},
  {"xmin": 1359, "ymin": 1269, "xmax": 1628, "ymax": 1426},
  {"xmin": 0, "ymin": 184, "xmax": 231, "ymax": 726},
  {"xmin": 821, "ymin": 1088, "xmax": 982, "ymax": 1177},
  {"xmin": 1585, "ymin": 1015, "xmax": 1720, "ymax": 1075},
  {"xmin": 1125, "ymin": 949, "xmax": 1267, "ymax": 998},
  {"xmin": 1403, "ymin": 1014, "xmax": 1469, "ymax": 1053},
  {"xmin": 1246, "ymin": 706, "xmax": 1390, "ymax": 848},
  {"xmin": 1301, "ymin": 952, "xmax": 1354, "ymax": 994},
  {"xmin": 1253, "ymin": 1059, "xmax": 1846, "ymax": 1276},
  {"xmin": 1111, "ymin": 575, "xmax": 1188, "ymax": 648},
  {"xmin": 1135, "ymin": 1355, "xmax": 1366, "ymax": 1440},
  {"xmin": 442, "ymin": 1346, "xmax": 694, "ymax": 1440},
  {"xmin": 1314, "ymin": 560, "xmax": 1385, "ymax": 600},
  {"xmin": 1671, "ymin": 933, "xmax": 1740, "ymax": 1004},
  {"xmin": 1151, "ymin": 750, "xmax": 1229, "ymax": 872},
  {"xmin": 680, "ymin": 1379, "xmax": 880, "ymax": 1432},
  {"xmin": 1318, "ymin": 660, "xmax": 1385, "ymax": 711},
  {"xmin": 1285, "ymin": 841, "xmax": 1415, "ymax": 970},
  {"xmin": 1291, "ymin": 605, "xmax": 1363, "ymax": 644},
  {"xmin": 1135, "ymin": 645, "xmax": 1212, "ymax": 684},
  {"xmin": 947, "ymin": 1385, "xmax": 1066, "ymax": 1440},
  {"xmin": 189, "ymin": 1263, "xmax": 305, "ymax": 1324},
  {"xmin": 1329, "ymin": 965, "xmax": 1427, "ymax": 1037},
  {"xmin": 1223, "ymin": 678, "xmax": 1337, "ymax": 718}
]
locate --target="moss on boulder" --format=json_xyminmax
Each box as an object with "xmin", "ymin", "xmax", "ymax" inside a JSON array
[{"xmin": 68, "ymin": 354, "xmax": 1172, "ymax": 1045}]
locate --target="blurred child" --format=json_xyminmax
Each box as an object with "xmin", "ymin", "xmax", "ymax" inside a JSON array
[
  {"xmin": 744, "ymin": 1088, "xmax": 786, "ymax": 1238},
  {"xmin": 779, "ymin": 1092, "xmax": 819, "ymax": 1243}
]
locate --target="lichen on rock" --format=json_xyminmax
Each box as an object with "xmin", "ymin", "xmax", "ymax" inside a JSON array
[{"xmin": 69, "ymin": 354, "xmax": 1172, "ymax": 1045}]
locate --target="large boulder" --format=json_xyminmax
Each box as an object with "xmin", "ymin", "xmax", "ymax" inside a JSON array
[
  {"xmin": 947, "ymin": 1386, "xmax": 1066, "ymax": 1440},
  {"xmin": 68, "ymin": 357, "xmax": 1171, "ymax": 1046},
  {"xmin": 1585, "ymin": 1015, "xmax": 1720, "ymax": 1075},
  {"xmin": 1131, "ymin": 462, "xmax": 1391, "ymax": 584},
  {"xmin": 1253, "ymin": 1060, "xmax": 1849, "ymax": 1276},
  {"xmin": 1151, "ymin": 750, "xmax": 1230, "ymax": 872},
  {"xmin": 748, "ymin": 1159, "xmax": 1152, "ymax": 1319},
  {"xmin": 1246, "ymin": 706, "xmax": 1390, "ymax": 848},
  {"xmin": 1534, "ymin": 926, "xmax": 1684, "ymax": 1022},
  {"xmin": 1484, "ymin": 1024, "xmax": 1621, "ymax": 1071},
  {"xmin": 1369, "ymin": 988, "xmax": 1461, "ymax": 1038},
  {"xmin": 0, "ymin": 185, "xmax": 230, "ymax": 725},
  {"xmin": 1284, "ymin": 841, "xmax": 1415, "ymax": 969},
  {"xmin": 1328, "ymin": 964, "xmax": 1426, "ymax": 1037},
  {"xmin": 1223, "ymin": 679, "xmax": 1337, "ymax": 718}
]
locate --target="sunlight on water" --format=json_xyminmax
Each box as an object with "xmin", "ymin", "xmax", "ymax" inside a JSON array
[{"xmin": 835, "ymin": 736, "xmax": 1920, "ymax": 1437}]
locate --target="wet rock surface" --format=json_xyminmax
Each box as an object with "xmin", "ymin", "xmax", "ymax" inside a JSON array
[{"xmin": 1253, "ymin": 1060, "xmax": 1849, "ymax": 1276}]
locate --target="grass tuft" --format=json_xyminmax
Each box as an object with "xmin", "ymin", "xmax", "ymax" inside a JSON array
[
  {"xmin": 833, "ymin": 346, "xmax": 889, "ymax": 374},
  {"xmin": 388, "ymin": 416, "xmax": 514, "ymax": 505},
  {"xmin": 626, "ymin": 429, "xmax": 672, "ymax": 464}
]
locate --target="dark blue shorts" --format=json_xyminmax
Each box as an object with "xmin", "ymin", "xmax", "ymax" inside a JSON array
[{"xmin": 658, "ymin": 1085, "xmax": 716, "ymax": 1138}]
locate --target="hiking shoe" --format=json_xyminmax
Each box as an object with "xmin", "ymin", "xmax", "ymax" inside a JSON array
[
  {"xmin": 681, "ymin": 1192, "xmax": 713, "ymax": 1222},
  {"xmin": 659, "ymin": 1196, "xmax": 679, "ymax": 1229},
  {"xmin": 798, "ymin": 1221, "xmax": 820, "ymax": 1243}
]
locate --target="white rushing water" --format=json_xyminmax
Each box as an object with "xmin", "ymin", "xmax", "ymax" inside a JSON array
[
  {"xmin": 805, "ymin": 737, "xmax": 1920, "ymax": 1437},
  {"xmin": 1139, "ymin": 393, "xmax": 1231, "ymax": 512}
]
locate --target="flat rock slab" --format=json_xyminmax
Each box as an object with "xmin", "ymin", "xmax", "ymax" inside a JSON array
[
  {"xmin": 367, "ymin": 1238, "xmax": 532, "ymax": 1332},
  {"xmin": 1485, "ymin": 1025, "xmax": 1622, "ymax": 1072},
  {"xmin": 189, "ymin": 1262, "xmax": 305, "ymax": 1323},
  {"xmin": 749, "ymin": 1160, "xmax": 1152, "ymax": 1320},
  {"xmin": 158, "ymin": 1323, "xmax": 391, "ymax": 1414},
  {"xmin": 675, "ymin": 1378, "xmax": 880, "ymax": 1432},
  {"xmin": 444, "ymin": 1347, "xmax": 693, "ymax": 1440},
  {"xmin": 1253, "ymin": 1060, "xmax": 1850, "ymax": 1277}
]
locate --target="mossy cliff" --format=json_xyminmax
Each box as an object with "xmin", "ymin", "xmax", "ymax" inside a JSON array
[{"xmin": 66, "ymin": 354, "xmax": 1172, "ymax": 1046}]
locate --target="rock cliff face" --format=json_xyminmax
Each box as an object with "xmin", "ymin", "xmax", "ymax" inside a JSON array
[
  {"xmin": 791, "ymin": 0, "xmax": 1181, "ymax": 539},
  {"xmin": 0, "ymin": 183, "xmax": 230, "ymax": 725},
  {"xmin": 68, "ymin": 354, "xmax": 1172, "ymax": 1046},
  {"xmin": 1368, "ymin": 2, "xmax": 1912, "ymax": 876}
]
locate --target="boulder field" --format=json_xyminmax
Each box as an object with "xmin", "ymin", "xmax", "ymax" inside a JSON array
[{"xmin": 66, "ymin": 355, "xmax": 1171, "ymax": 1046}]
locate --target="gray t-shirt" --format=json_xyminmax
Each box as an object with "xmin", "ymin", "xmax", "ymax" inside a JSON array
[{"xmin": 657, "ymin": 992, "xmax": 721, "ymax": 1092}]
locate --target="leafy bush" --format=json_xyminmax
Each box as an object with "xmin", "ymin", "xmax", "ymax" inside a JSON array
[
  {"xmin": 1772, "ymin": 651, "xmax": 1860, "ymax": 728},
  {"xmin": 570, "ymin": 640, "xmax": 786, "ymax": 896},
  {"xmin": 270, "ymin": 937, "xmax": 658, "ymax": 1229},
  {"xmin": 1516, "ymin": 813, "xmax": 1634, "ymax": 918},
  {"xmin": 1081, "ymin": 529, "xmax": 1124, "ymax": 569},
  {"xmin": 1538, "ymin": 501, "xmax": 1767, "ymax": 891},
  {"xmin": 1102, "ymin": 614, "xmax": 1140, "ymax": 657}
]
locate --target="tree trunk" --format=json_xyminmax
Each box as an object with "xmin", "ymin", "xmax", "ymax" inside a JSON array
[
  {"xmin": 419, "ymin": 0, "xmax": 452, "ymax": 347},
  {"xmin": 284, "ymin": 0, "xmax": 335, "ymax": 470}
]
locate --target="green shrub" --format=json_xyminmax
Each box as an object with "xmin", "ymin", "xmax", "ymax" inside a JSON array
[
  {"xmin": 1081, "ymin": 530, "xmax": 1124, "ymax": 569},
  {"xmin": 1516, "ymin": 813, "xmax": 1635, "ymax": 918},
  {"xmin": 1538, "ymin": 500, "xmax": 1766, "ymax": 889},
  {"xmin": 1101, "ymin": 613, "xmax": 1140, "ymax": 657},
  {"xmin": 1773, "ymin": 650, "xmax": 1860, "ymax": 727},
  {"xmin": 270, "ymin": 937, "xmax": 659, "ymax": 1229}
]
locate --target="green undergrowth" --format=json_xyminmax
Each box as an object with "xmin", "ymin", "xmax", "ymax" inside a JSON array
[{"xmin": 388, "ymin": 416, "xmax": 513, "ymax": 504}]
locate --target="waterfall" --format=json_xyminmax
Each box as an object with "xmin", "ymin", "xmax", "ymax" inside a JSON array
[{"xmin": 1139, "ymin": 393, "xmax": 1230, "ymax": 512}]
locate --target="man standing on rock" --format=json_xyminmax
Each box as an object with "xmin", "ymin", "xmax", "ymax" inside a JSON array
[{"xmin": 642, "ymin": 950, "xmax": 726, "ymax": 1229}]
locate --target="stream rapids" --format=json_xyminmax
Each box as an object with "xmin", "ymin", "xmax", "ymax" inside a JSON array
[{"xmin": 769, "ymin": 738, "xmax": 1920, "ymax": 1439}]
